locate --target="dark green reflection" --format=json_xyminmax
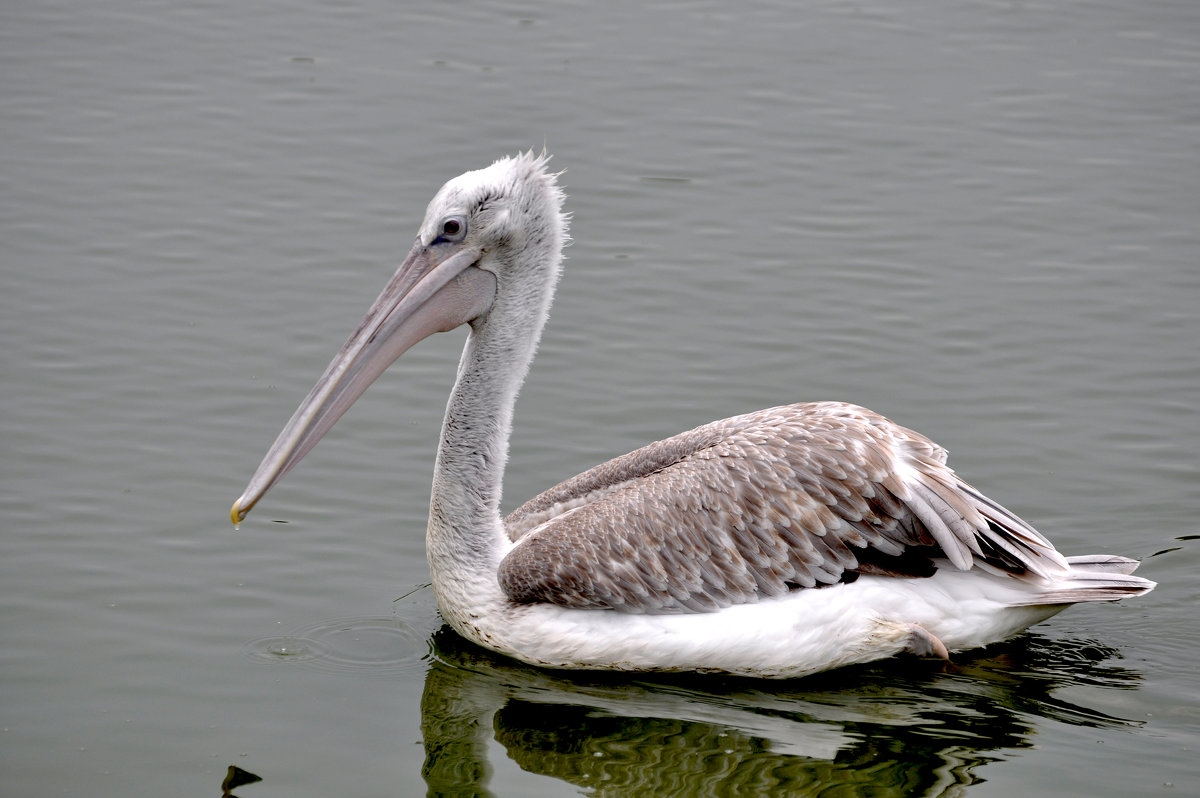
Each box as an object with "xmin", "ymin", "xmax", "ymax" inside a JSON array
[{"xmin": 421, "ymin": 627, "xmax": 1142, "ymax": 797}]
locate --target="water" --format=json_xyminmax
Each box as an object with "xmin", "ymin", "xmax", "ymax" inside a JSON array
[{"xmin": 3, "ymin": 1, "xmax": 1198, "ymax": 795}]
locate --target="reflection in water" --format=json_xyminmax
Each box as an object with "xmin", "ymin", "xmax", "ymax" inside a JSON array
[{"xmin": 420, "ymin": 627, "xmax": 1143, "ymax": 797}]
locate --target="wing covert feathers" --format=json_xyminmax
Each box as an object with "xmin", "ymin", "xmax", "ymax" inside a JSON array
[{"xmin": 498, "ymin": 402, "xmax": 1103, "ymax": 614}]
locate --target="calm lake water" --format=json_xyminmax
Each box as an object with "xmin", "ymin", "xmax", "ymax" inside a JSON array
[{"xmin": 4, "ymin": 1, "xmax": 1198, "ymax": 795}]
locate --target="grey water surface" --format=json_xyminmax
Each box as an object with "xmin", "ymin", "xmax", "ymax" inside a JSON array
[{"xmin": 3, "ymin": 1, "xmax": 1198, "ymax": 795}]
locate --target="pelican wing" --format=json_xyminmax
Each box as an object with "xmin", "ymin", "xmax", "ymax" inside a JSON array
[{"xmin": 499, "ymin": 402, "xmax": 1069, "ymax": 613}]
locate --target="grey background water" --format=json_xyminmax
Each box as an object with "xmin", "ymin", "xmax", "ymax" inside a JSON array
[{"xmin": 3, "ymin": 1, "xmax": 1198, "ymax": 795}]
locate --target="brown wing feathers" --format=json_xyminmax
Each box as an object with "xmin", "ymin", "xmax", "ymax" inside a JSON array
[{"xmin": 498, "ymin": 403, "xmax": 1065, "ymax": 613}]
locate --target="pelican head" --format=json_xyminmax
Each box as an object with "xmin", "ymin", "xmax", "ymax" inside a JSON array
[{"xmin": 232, "ymin": 151, "xmax": 568, "ymax": 524}]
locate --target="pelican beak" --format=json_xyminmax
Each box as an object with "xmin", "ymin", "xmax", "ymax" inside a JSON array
[{"xmin": 231, "ymin": 240, "xmax": 495, "ymax": 524}]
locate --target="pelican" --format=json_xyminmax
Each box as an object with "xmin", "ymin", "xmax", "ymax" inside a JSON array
[{"xmin": 232, "ymin": 151, "xmax": 1154, "ymax": 678}]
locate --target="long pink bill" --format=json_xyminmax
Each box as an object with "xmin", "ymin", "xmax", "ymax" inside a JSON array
[{"xmin": 231, "ymin": 240, "xmax": 495, "ymax": 524}]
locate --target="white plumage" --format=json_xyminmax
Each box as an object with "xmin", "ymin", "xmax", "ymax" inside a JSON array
[{"xmin": 233, "ymin": 152, "xmax": 1153, "ymax": 678}]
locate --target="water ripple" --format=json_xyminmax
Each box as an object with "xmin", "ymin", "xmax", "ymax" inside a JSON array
[{"xmin": 243, "ymin": 615, "xmax": 433, "ymax": 675}]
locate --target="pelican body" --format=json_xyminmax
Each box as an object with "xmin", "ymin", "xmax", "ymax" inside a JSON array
[{"xmin": 232, "ymin": 152, "xmax": 1153, "ymax": 678}]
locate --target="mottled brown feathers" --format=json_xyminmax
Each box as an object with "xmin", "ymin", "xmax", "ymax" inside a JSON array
[{"xmin": 498, "ymin": 402, "xmax": 1068, "ymax": 614}]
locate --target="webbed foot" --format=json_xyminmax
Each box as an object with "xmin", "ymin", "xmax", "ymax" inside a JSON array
[{"xmin": 903, "ymin": 623, "xmax": 950, "ymax": 660}]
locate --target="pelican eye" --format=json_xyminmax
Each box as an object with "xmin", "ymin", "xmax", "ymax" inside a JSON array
[{"xmin": 435, "ymin": 216, "xmax": 467, "ymax": 244}]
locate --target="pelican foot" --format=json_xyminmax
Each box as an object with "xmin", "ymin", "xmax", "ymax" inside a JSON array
[{"xmin": 903, "ymin": 623, "xmax": 950, "ymax": 660}]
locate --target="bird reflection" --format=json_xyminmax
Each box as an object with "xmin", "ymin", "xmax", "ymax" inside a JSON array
[{"xmin": 420, "ymin": 626, "xmax": 1143, "ymax": 797}]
